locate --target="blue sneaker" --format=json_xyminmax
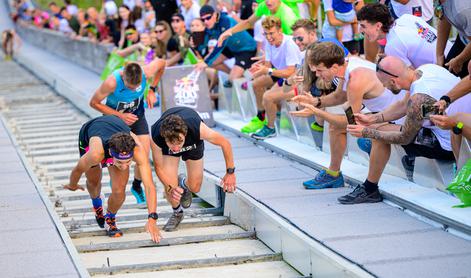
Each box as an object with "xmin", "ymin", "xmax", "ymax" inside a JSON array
[
  {"xmin": 131, "ymin": 187, "xmax": 146, "ymax": 204},
  {"xmin": 357, "ymin": 138, "xmax": 372, "ymax": 155},
  {"xmin": 303, "ymin": 170, "xmax": 344, "ymax": 189}
]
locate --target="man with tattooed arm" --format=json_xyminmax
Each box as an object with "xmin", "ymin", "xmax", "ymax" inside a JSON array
[{"xmin": 347, "ymin": 56, "xmax": 469, "ymax": 203}]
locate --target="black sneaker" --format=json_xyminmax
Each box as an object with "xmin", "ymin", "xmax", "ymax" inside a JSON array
[
  {"xmin": 105, "ymin": 217, "xmax": 123, "ymax": 237},
  {"xmin": 94, "ymin": 206, "xmax": 105, "ymax": 228},
  {"xmin": 337, "ymin": 185, "xmax": 383, "ymax": 205},
  {"xmin": 178, "ymin": 174, "xmax": 192, "ymax": 209},
  {"xmin": 163, "ymin": 211, "xmax": 184, "ymax": 232},
  {"xmin": 401, "ymin": 155, "xmax": 415, "ymax": 181}
]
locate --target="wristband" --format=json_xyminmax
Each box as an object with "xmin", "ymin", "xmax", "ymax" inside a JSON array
[
  {"xmin": 439, "ymin": 95, "xmax": 451, "ymax": 106},
  {"xmin": 316, "ymin": 97, "xmax": 322, "ymax": 108},
  {"xmin": 226, "ymin": 167, "xmax": 236, "ymax": 174},
  {"xmin": 148, "ymin": 212, "xmax": 159, "ymax": 220},
  {"xmin": 453, "ymin": 122, "xmax": 464, "ymax": 135}
]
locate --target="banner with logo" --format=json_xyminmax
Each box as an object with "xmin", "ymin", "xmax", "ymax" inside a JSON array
[{"xmin": 160, "ymin": 65, "xmax": 215, "ymax": 127}]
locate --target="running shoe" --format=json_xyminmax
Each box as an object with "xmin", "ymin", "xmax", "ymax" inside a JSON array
[
  {"xmin": 401, "ymin": 155, "xmax": 415, "ymax": 182},
  {"xmin": 241, "ymin": 116, "xmax": 266, "ymax": 134},
  {"xmin": 131, "ymin": 186, "xmax": 146, "ymax": 204},
  {"xmin": 310, "ymin": 122, "xmax": 324, "ymax": 132},
  {"xmin": 337, "ymin": 185, "xmax": 383, "ymax": 204},
  {"xmin": 251, "ymin": 125, "xmax": 276, "ymax": 140},
  {"xmin": 105, "ymin": 217, "xmax": 123, "ymax": 237},
  {"xmin": 94, "ymin": 206, "xmax": 105, "ymax": 228},
  {"xmin": 303, "ymin": 170, "xmax": 344, "ymax": 189},
  {"xmin": 178, "ymin": 174, "xmax": 192, "ymax": 209},
  {"xmin": 357, "ymin": 138, "xmax": 372, "ymax": 155},
  {"xmin": 163, "ymin": 211, "xmax": 184, "ymax": 232}
]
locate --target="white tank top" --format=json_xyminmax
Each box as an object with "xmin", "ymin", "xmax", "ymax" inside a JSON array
[{"xmin": 410, "ymin": 64, "xmax": 461, "ymax": 151}]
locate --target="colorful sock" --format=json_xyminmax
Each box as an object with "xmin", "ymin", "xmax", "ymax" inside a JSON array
[
  {"xmin": 173, "ymin": 205, "xmax": 183, "ymax": 213},
  {"xmin": 105, "ymin": 211, "xmax": 117, "ymax": 219},
  {"xmin": 257, "ymin": 110, "xmax": 265, "ymax": 121},
  {"xmin": 363, "ymin": 179, "xmax": 378, "ymax": 193},
  {"xmin": 132, "ymin": 178, "xmax": 142, "ymax": 192},
  {"xmin": 91, "ymin": 196, "xmax": 102, "ymax": 209},
  {"xmin": 326, "ymin": 169, "xmax": 339, "ymax": 177}
]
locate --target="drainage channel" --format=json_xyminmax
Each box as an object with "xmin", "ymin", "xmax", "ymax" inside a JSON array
[{"xmin": 0, "ymin": 62, "xmax": 301, "ymax": 277}]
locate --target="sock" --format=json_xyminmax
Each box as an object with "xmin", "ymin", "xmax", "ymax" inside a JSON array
[
  {"xmin": 173, "ymin": 205, "xmax": 183, "ymax": 214},
  {"xmin": 105, "ymin": 211, "xmax": 116, "ymax": 219},
  {"xmin": 363, "ymin": 179, "xmax": 378, "ymax": 193},
  {"xmin": 257, "ymin": 110, "xmax": 265, "ymax": 121},
  {"xmin": 132, "ymin": 178, "xmax": 142, "ymax": 192},
  {"xmin": 326, "ymin": 169, "xmax": 339, "ymax": 177},
  {"xmin": 91, "ymin": 196, "xmax": 102, "ymax": 209}
]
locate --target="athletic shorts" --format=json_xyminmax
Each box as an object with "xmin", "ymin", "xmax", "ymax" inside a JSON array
[
  {"xmin": 401, "ymin": 128, "xmax": 454, "ymax": 161},
  {"xmin": 78, "ymin": 129, "xmax": 113, "ymax": 168},
  {"xmin": 165, "ymin": 143, "xmax": 205, "ymax": 161},
  {"xmin": 222, "ymin": 48, "xmax": 257, "ymax": 70},
  {"xmin": 129, "ymin": 113, "xmax": 150, "ymax": 135}
]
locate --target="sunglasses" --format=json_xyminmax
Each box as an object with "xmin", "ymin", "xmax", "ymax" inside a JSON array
[
  {"xmin": 292, "ymin": 36, "xmax": 304, "ymax": 42},
  {"xmin": 154, "ymin": 29, "xmax": 166, "ymax": 34},
  {"xmin": 201, "ymin": 14, "xmax": 212, "ymax": 22},
  {"xmin": 376, "ymin": 56, "xmax": 399, "ymax": 78}
]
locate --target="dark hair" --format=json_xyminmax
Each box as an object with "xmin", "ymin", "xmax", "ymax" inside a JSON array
[
  {"xmin": 306, "ymin": 41, "xmax": 345, "ymax": 68},
  {"xmin": 64, "ymin": 0, "xmax": 71, "ymax": 4},
  {"xmin": 48, "ymin": 1, "xmax": 57, "ymax": 7},
  {"xmin": 59, "ymin": 7, "xmax": 66, "ymax": 14},
  {"xmin": 160, "ymin": 115, "xmax": 188, "ymax": 144},
  {"xmin": 356, "ymin": 3, "xmax": 394, "ymax": 33},
  {"xmin": 291, "ymin": 19, "xmax": 316, "ymax": 32},
  {"xmin": 123, "ymin": 62, "xmax": 142, "ymax": 85},
  {"xmin": 109, "ymin": 132, "xmax": 136, "ymax": 154}
]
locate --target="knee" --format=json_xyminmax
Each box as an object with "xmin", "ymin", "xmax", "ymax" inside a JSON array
[{"xmin": 186, "ymin": 177, "xmax": 203, "ymax": 193}]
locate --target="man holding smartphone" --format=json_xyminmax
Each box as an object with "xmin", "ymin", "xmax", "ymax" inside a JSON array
[
  {"xmin": 291, "ymin": 42, "xmax": 404, "ymax": 194},
  {"xmin": 346, "ymin": 56, "xmax": 469, "ymax": 204}
]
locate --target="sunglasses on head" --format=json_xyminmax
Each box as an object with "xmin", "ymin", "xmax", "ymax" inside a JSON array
[
  {"xmin": 376, "ymin": 56, "xmax": 399, "ymax": 78},
  {"xmin": 201, "ymin": 14, "xmax": 212, "ymax": 22},
  {"xmin": 292, "ymin": 36, "xmax": 304, "ymax": 42}
]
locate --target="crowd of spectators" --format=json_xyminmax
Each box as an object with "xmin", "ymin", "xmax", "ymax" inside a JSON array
[{"xmin": 6, "ymin": 0, "xmax": 471, "ymax": 205}]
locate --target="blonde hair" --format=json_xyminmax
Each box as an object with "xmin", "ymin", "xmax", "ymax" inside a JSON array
[{"xmin": 261, "ymin": 16, "xmax": 281, "ymax": 30}]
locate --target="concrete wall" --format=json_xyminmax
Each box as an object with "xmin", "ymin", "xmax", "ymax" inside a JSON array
[{"xmin": 15, "ymin": 23, "xmax": 113, "ymax": 74}]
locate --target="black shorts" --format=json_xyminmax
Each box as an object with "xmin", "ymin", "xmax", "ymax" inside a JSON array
[
  {"xmin": 401, "ymin": 142, "xmax": 454, "ymax": 161},
  {"xmin": 222, "ymin": 48, "xmax": 256, "ymax": 70},
  {"xmin": 129, "ymin": 113, "xmax": 150, "ymax": 135},
  {"xmin": 78, "ymin": 129, "xmax": 113, "ymax": 168},
  {"xmin": 166, "ymin": 143, "xmax": 205, "ymax": 161}
]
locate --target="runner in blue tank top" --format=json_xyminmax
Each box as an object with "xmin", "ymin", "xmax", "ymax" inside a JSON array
[{"xmin": 90, "ymin": 60, "xmax": 165, "ymax": 204}]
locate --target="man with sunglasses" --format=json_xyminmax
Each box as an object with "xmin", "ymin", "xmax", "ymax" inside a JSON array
[
  {"xmin": 346, "ymin": 55, "xmax": 469, "ymax": 204},
  {"xmin": 195, "ymin": 5, "xmax": 257, "ymax": 86},
  {"xmin": 64, "ymin": 115, "xmax": 161, "ymax": 242},
  {"xmin": 90, "ymin": 60, "xmax": 165, "ymax": 205},
  {"xmin": 244, "ymin": 16, "xmax": 302, "ymax": 137},
  {"xmin": 167, "ymin": 13, "xmax": 191, "ymax": 66},
  {"xmin": 357, "ymin": 3, "xmax": 451, "ymax": 69},
  {"xmin": 291, "ymin": 42, "xmax": 404, "ymax": 195}
]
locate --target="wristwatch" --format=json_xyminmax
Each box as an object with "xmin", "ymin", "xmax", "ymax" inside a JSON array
[
  {"xmin": 452, "ymin": 122, "xmax": 464, "ymax": 135},
  {"xmin": 226, "ymin": 167, "xmax": 236, "ymax": 174},
  {"xmin": 149, "ymin": 86, "xmax": 156, "ymax": 92},
  {"xmin": 148, "ymin": 212, "xmax": 159, "ymax": 220},
  {"xmin": 268, "ymin": 68, "xmax": 274, "ymax": 76}
]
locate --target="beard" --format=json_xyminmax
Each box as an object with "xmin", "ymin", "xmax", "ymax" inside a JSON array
[{"xmin": 390, "ymin": 87, "xmax": 402, "ymax": 95}]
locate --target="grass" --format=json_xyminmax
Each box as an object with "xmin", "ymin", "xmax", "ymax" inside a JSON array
[{"xmin": 34, "ymin": 0, "xmax": 123, "ymax": 10}]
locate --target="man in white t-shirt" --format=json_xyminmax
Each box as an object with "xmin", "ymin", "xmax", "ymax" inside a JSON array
[
  {"xmin": 346, "ymin": 55, "xmax": 461, "ymax": 204},
  {"xmin": 357, "ymin": 3, "xmax": 451, "ymax": 69},
  {"xmin": 389, "ymin": 0, "xmax": 433, "ymax": 24},
  {"xmin": 240, "ymin": 16, "xmax": 302, "ymax": 136}
]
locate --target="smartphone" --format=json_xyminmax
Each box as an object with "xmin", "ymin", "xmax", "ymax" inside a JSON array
[
  {"xmin": 421, "ymin": 104, "xmax": 439, "ymax": 119},
  {"xmin": 345, "ymin": 106, "xmax": 356, "ymax": 125},
  {"xmin": 295, "ymin": 64, "xmax": 303, "ymax": 76}
]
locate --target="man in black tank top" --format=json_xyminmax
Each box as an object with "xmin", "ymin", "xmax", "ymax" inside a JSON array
[
  {"xmin": 151, "ymin": 107, "xmax": 236, "ymax": 231},
  {"xmin": 64, "ymin": 115, "xmax": 161, "ymax": 242}
]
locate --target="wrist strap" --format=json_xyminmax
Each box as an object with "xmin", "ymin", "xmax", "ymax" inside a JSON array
[{"xmin": 316, "ymin": 97, "xmax": 322, "ymax": 108}]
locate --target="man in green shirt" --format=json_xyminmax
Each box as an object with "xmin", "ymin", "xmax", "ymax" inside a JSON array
[
  {"xmin": 218, "ymin": 0, "xmax": 299, "ymax": 46},
  {"xmin": 60, "ymin": 7, "xmax": 80, "ymax": 35}
]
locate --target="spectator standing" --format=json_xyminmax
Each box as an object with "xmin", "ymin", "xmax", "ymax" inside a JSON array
[
  {"xmin": 388, "ymin": 0, "xmax": 433, "ymax": 24},
  {"xmin": 65, "ymin": 0, "xmax": 78, "ymax": 16},
  {"xmin": 180, "ymin": 0, "xmax": 201, "ymax": 30},
  {"xmin": 436, "ymin": 0, "xmax": 471, "ymax": 78},
  {"xmin": 149, "ymin": 0, "xmax": 179, "ymax": 25},
  {"xmin": 60, "ymin": 7, "xmax": 80, "ymax": 35}
]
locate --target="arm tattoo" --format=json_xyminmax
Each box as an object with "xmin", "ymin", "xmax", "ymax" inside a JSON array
[{"xmin": 362, "ymin": 94, "xmax": 435, "ymax": 145}]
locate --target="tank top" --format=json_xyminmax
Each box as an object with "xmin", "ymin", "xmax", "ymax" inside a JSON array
[{"xmin": 106, "ymin": 68, "xmax": 147, "ymax": 116}]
